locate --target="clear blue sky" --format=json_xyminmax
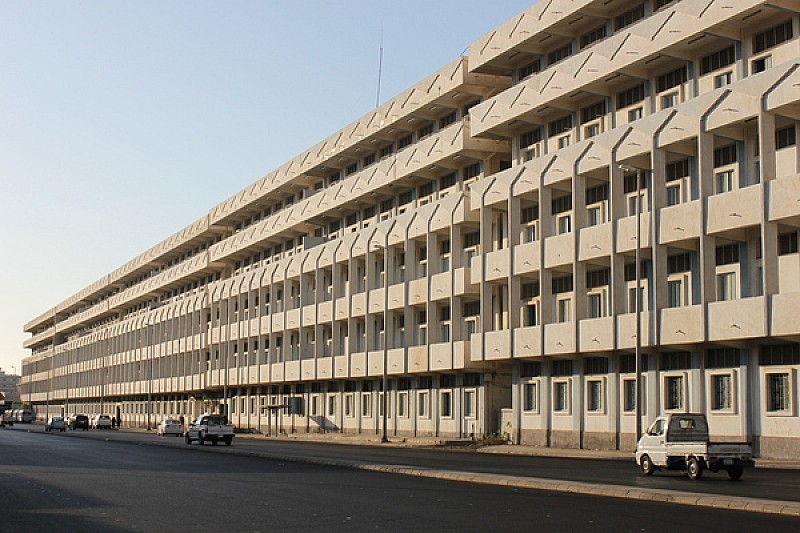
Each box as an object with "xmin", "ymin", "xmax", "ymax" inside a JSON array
[{"xmin": 0, "ymin": 0, "xmax": 535, "ymax": 374}]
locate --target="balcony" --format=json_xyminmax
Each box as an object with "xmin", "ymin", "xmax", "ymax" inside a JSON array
[
  {"xmin": 430, "ymin": 342, "xmax": 454, "ymax": 370},
  {"xmin": 408, "ymin": 278, "xmax": 428, "ymax": 305},
  {"xmin": 367, "ymin": 350, "xmax": 385, "ymax": 376},
  {"xmin": 335, "ymin": 296, "xmax": 350, "ymax": 320},
  {"xmin": 369, "ymin": 288, "xmax": 386, "ymax": 313},
  {"xmin": 484, "ymin": 330, "xmax": 512, "ymax": 361},
  {"xmin": 318, "ymin": 300, "xmax": 333, "ymax": 323},
  {"xmin": 270, "ymin": 363, "xmax": 284, "ymax": 383},
  {"xmin": 578, "ymin": 223, "xmax": 612, "ymax": 262},
  {"xmin": 408, "ymin": 345, "xmax": 428, "ymax": 372},
  {"xmin": 544, "ymin": 321, "xmax": 575, "ymax": 355},
  {"xmin": 302, "ymin": 305, "xmax": 316, "ymax": 327},
  {"xmin": 616, "ymin": 212, "xmax": 652, "ymax": 253},
  {"xmin": 659, "ymin": 200, "xmax": 702, "ymax": 245},
  {"xmin": 301, "ymin": 359, "xmax": 316, "ymax": 381},
  {"xmin": 351, "ymin": 293, "xmax": 366, "ymax": 317},
  {"xmin": 453, "ymin": 267, "xmax": 478, "ymax": 296},
  {"xmin": 616, "ymin": 312, "xmax": 651, "ymax": 350},
  {"xmin": 387, "ymin": 284, "xmax": 406, "ymax": 309},
  {"xmin": 707, "ymin": 297, "xmax": 766, "ymax": 342},
  {"xmin": 387, "ymin": 347, "xmax": 407, "ymax": 375},
  {"xmin": 429, "ymin": 272, "xmax": 451, "ymax": 301},
  {"xmin": 544, "ymin": 233, "xmax": 575, "ymax": 269},
  {"xmin": 334, "ymin": 355, "xmax": 349, "ymax": 378},
  {"xmin": 350, "ymin": 352, "xmax": 366, "ymax": 377},
  {"xmin": 706, "ymin": 185, "xmax": 762, "ymax": 237},
  {"xmin": 770, "ymin": 293, "xmax": 800, "ymax": 337},
  {"xmin": 485, "ymin": 248, "xmax": 511, "ymax": 282},
  {"xmin": 768, "ymin": 175, "xmax": 800, "ymax": 223},
  {"xmin": 513, "ymin": 326, "xmax": 542, "ymax": 358},
  {"xmin": 513, "ymin": 242, "xmax": 540, "ymax": 275},
  {"xmin": 579, "ymin": 317, "xmax": 614, "ymax": 353},
  {"xmin": 659, "ymin": 305, "xmax": 704, "ymax": 346},
  {"xmin": 317, "ymin": 356, "xmax": 333, "ymax": 379}
]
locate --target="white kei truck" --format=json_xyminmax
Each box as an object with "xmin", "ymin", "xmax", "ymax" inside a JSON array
[
  {"xmin": 635, "ymin": 413, "xmax": 754, "ymax": 480},
  {"xmin": 184, "ymin": 414, "xmax": 234, "ymax": 446}
]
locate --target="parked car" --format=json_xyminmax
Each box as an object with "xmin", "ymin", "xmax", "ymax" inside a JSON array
[
  {"xmin": 45, "ymin": 416, "xmax": 66, "ymax": 432},
  {"xmin": 636, "ymin": 413, "xmax": 754, "ymax": 480},
  {"xmin": 90, "ymin": 415, "xmax": 113, "ymax": 429},
  {"xmin": 69, "ymin": 415, "xmax": 89, "ymax": 431},
  {"xmin": 157, "ymin": 418, "xmax": 184, "ymax": 437}
]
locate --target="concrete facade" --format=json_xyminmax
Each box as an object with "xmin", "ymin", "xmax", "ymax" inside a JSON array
[{"xmin": 21, "ymin": 0, "xmax": 800, "ymax": 457}]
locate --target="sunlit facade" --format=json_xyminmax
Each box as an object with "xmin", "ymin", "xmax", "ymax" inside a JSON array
[{"xmin": 22, "ymin": 0, "xmax": 800, "ymax": 457}]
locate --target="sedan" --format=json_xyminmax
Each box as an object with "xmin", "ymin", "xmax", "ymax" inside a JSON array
[
  {"xmin": 157, "ymin": 419, "xmax": 184, "ymax": 437},
  {"xmin": 45, "ymin": 416, "xmax": 66, "ymax": 432}
]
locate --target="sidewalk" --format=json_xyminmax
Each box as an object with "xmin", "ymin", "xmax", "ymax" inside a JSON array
[{"xmin": 240, "ymin": 429, "xmax": 800, "ymax": 470}]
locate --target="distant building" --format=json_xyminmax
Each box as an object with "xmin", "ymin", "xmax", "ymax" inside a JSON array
[
  {"xmin": 20, "ymin": 0, "xmax": 800, "ymax": 458},
  {"xmin": 0, "ymin": 369, "xmax": 21, "ymax": 403}
]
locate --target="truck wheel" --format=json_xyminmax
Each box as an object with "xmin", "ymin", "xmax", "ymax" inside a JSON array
[
  {"xmin": 224, "ymin": 437, "xmax": 232, "ymax": 446},
  {"xmin": 727, "ymin": 466, "xmax": 743, "ymax": 480},
  {"xmin": 211, "ymin": 438, "xmax": 218, "ymax": 446},
  {"xmin": 687, "ymin": 458, "xmax": 703, "ymax": 480},
  {"xmin": 640, "ymin": 455, "xmax": 654, "ymax": 476}
]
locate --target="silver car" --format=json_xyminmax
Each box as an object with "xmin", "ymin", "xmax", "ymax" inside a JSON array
[{"xmin": 45, "ymin": 416, "xmax": 66, "ymax": 432}]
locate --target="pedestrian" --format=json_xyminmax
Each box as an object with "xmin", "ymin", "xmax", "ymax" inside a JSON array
[
  {"xmin": 116, "ymin": 416, "xmax": 122, "ymax": 429},
  {"xmin": 111, "ymin": 416, "xmax": 116, "ymax": 429}
]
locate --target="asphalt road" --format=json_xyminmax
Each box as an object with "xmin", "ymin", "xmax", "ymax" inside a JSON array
[
  {"xmin": 19, "ymin": 424, "xmax": 798, "ymax": 503},
  {"xmin": 1, "ymin": 428, "xmax": 798, "ymax": 532}
]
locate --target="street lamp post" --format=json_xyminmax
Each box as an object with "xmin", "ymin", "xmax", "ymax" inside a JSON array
[{"xmin": 147, "ymin": 319, "xmax": 153, "ymax": 431}]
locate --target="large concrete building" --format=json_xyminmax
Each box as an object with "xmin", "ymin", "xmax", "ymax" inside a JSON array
[{"xmin": 21, "ymin": 0, "xmax": 800, "ymax": 457}]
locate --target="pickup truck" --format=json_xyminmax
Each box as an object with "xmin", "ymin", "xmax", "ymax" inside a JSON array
[
  {"xmin": 636, "ymin": 413, "xmax": 754, "ymax": 480},
  {"xmin": 184, "ymin": 414, "xmax": 234, "ymax": 446}
]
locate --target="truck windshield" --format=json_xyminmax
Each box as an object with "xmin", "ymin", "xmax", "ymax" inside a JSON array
[{"xmin": 667, "ymin": 415, "xmax": 709, "ymax": 442}]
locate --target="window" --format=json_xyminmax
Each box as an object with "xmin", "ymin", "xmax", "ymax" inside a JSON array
[
  {"xmin": 714, "ymin": 71, "xmax": 732, "ymax": 88},
  {"xmin": 668, "ymin": 279, "xmax": 686, "ymax": 308},
  {"xmin": 397, "ymin": 134, "xmax": 413, "ymax": 150},
  {"xmin": 580, "ymin": 25, "xmax": 607, "ymax": 48},
  {"xmin": 760, "ymin": 343, "xmax": 800, "ymax": 366},
  {"xmin": 439, "ymin": 111, "xmax": 458, "ymax": 129},
  {"xmin": 417, "ymin": 123, "xmax": 434, "ymax": 139},
  {"xmin": 587, "ymin": 380, "xmax": 603, "ymax": 412},
  {"xmin": 711, "ymin": 374, "xmax": 733, "ymax": 411},
  {"xmin": 581, "ymin": 101, "xmax": 606, "ymax": 124},
  {"xmin": 518, "ymin": 59, "xmax": 542, "ymax": 81},
  {"xmin": 779, "ymin": 232, "xmax": 798, "ymax": 255},
  {"xmin": 548, "ymin": 116, "xmax": 573, "ymax": 137},
  {"xmin": 520, "ymin": 128, "xmax": 543, "ymax": 160},
  {"xmin": 441, "ymin": 391, "xmax": 452, "ymax": 418},
  {"xmin": 715, "ymin": 170, "xmax": 734, "ymax": 194},
  {"xmin": 776, "ymin": 125, "xmax": 796, "ymax": 149},
  {"xmin": 344, "ymin": 394, "xmax": 354, "ymax": 417},
  {"xmin": 615, "ymin": 3, "xmax": 644, "ymax": 30},
  {"xmin": 463, "ymin": 162, "xmax": 482, "ymax": 185},
  {"xmin": 524, "ymin": 382, "xmax": 538, "ymax": 412},
  {"xmin": 617, "ymin": 84, "xmax": 645, "ymax": 109},
  {"xmin": 363, "ymin": 153, "xmax": 376, "ymax": 167},
  {"xmin": 464, "ymin": 390, "xmax": 476, "ymax": 418},
  {"xmin": 554, "ymin": 381, "xmax": 570, "ymax": 412},
  {"xmin": 398, "ymin": 391, "xmax": 408, "ymax": 417},
  {"xmin": 418, "ymin": 391, "xmax": 429, "ymax": 418},
  {"xmin": 661, "ymin": 92, "xmax": 678, "ymax": 109},
  {"xmin": 753, "ymin": 20, "xmax": 793, "ymax": 54},
  {"xmin": 547, "ymin": 43, "xmax": 573, "ymax": 65},
  {"xmin": 624, "ymin": 379, "xmax": 637, "ymax": 412},
  {"xmin": 557, "ymin": 297, "xmax": 572, "ymax": 323},
  {"xmin": 767, "ymin": 373, "xmax": 790, "ymax": 413},
  {"xmin": 345, "ymin": 162, "xmax": 359, "ymax": 176},
  {"xmin": 665, "ymin": 375, "xmax": 684, "ymax": 410},
  {"xmin": 714, "ymin": 143, "xmax": 737, "ymax": 168},
  {"xmin": 628, "ymin": 107, "xmax": 643, "ymax": 122},
  {"xmin": 656, "ymin": 66, "xmax": 688, "ymax": 94},
  {"xmin": 584, "ymin": 123, "xmax": 600, "ymax": 138},
  {"xmin": 716, "ymin": 244, "xmax": 739, "ymax": 266},
  {"xmin": 380, "ymin": 144, "xmax": 394, "ymax": 159},
  {"xmin": 700, "ymin": 45, "xmax": 735, "ymax": 75},
  {"xmin": 752, "ymin": 55, "xmax": 772, "ymax": 74},
  {"xmin": 440, "ymin": 171, "xmax": 458, "ymax": 190},
  {"xmin": 361, "ymin": 393, "xmax": 371, "ymax": 417}
]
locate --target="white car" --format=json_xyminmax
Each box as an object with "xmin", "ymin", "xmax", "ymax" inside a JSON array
[
  {"xmin": 45, "ymin": 416, "xmax": 66, "ymax": 432},
  {"xmin": 157, "ymin": 419, "xmax": 184, "ymax": 437},
  {"xmin": 90, "ymin": 415, "xmax": 113, "ymax": 429}
]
